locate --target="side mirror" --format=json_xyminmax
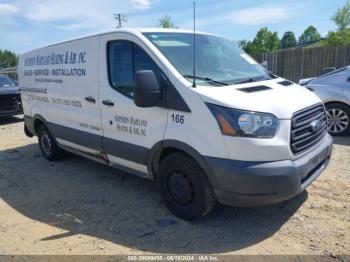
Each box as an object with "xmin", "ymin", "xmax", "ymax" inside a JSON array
[
  {"xmin": 134, "ymin": 70, "xmax": 162, "ymax": 107},
  {"xmin": 322, "ymin": 67, "xmax": 336, "ymax": 75},
  {"xmin": 260, "ymin": 61, "xmax": 268, "ymax": 70}
]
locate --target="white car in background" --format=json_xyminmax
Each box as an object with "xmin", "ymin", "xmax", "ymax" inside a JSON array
[{"xmin": 300, "ymin": 66, "xmax": 350, "ymax": 136}]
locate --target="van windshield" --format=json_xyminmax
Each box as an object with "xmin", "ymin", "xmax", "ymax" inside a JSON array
[{"xmin": 143, "ymin": 32, "xmax": 270, "ymax": 86}]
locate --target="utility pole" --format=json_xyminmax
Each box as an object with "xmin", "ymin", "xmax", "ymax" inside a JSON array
[{"xmin": 114, "ymin": 13, "xmax": 127, "ymax": 28}]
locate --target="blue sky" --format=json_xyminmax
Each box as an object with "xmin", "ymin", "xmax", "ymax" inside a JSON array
[{"xmin": 0, "ymin": 0, "xmax": 347, "ymax": 54}]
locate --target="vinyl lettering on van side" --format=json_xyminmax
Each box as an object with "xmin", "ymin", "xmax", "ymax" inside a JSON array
[
  {"xmin": 51, "ymin": 68, "xmax": 86, "ymax": 76},
  {"xmin": 78, "ymin": 122, "xmax": 101, "ymax": 131},
  {"xmin": 23, "ymin": 51, "xmax": 87, "ymax": 84},
  {"xmin": 114, "ymin": 114, "xmax": 147, "ymax": 137},
  {"xmin": 26, "ymin": 94, "xmax": 82, "ymax": 108},
  {"xmin": 51, "ymin": 98, "xmax": 82, "ymax": 108},
  {"xmin": 24, "ymin": 52, "xmax": 86, "ymax": 66},
  {"xmin": 24, "ymin": 69, "xmax": 86, "ymax": 77},
  {"xmin": 27, "ymin": 95, "xmax": 49, "ymax": 103}
]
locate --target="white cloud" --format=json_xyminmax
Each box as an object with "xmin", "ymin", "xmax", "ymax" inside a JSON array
[
  {"xmin": 55, "ymin": 22, "xmax": 93, "ymax": 31},
  {"xmin": 0, "ymin": 3, "xmax": 19, "ymax": 15},
  {"xmin": 179, "ymin": 5, "xmax": 297, "ymax": 30},
  {"xmin": 130, "ymin": 0, "xmax": 151, "ymax": 10},
  {"xmin": 5, "ymin": 0, "xmax": 152, "ymax": 31},
  {"xmin": 228, "ymin": 7, "xmax": 293, "ymax": 25},
  {"xmin": 23, "ymin": 0, "xmax": 111, "ymax": 23}
]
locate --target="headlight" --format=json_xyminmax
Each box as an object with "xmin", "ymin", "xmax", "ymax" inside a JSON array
[{"xmin": 206, "ymin": 103, "xmax": 278, "ymax": 138}]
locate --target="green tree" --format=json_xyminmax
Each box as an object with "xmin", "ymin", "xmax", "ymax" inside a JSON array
[
  {"xmin": 159, "ymin": 15, "xmax": 176, "ymax": 28},
  {"xmin": 326, "ymin": 1, "xmax": 350, "ymax": 46},
  {"xmin": 331, "ymin": 1, "xmax": 350, "ymax": 34},
  {"xmin": 242, "ymin": 41, "xmax": 254, "ymax": 54},
  {"xmin": 298, "ymin": 26, "xmax": 321, "ymax": 45},
  {"xmin": 326, "ymin": 29, "xmax": 350, "ymax": 46},
  {"xmin": 0, "ymin": 50, "xmax": 18, "ymax": 69},
  {"xmin": 244, "ymin": 27, "xmax": 280, "ymax": 55},
  {"xmin": 239, "ymin": 39, "xmax": 255, "ymax": 54},
  {"xmin": 281, "ymin": 31, "xmax": 297, "ymax": 49},
  {"xmin": 238, "ymin": 40, "xmax": 247, "ymax": 49}
]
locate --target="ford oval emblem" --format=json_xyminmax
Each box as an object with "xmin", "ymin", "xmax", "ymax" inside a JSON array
[{"xmin": 309, "ymin": 119, "xmax": 322, "ymax": 133}]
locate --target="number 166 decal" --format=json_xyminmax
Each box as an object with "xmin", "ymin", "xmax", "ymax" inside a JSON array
[{"xmin": 171, "ymin": 114, "xmax": 185, "ymax": 124}]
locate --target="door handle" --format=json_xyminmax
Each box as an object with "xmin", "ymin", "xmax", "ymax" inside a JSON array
[
  {"xmin": 85, "ymin": 96, "xmax": 96, "ymax": 103},
  {"xmin": 102, "ymin": 100, "xmax": 114, "ymax": 106}
]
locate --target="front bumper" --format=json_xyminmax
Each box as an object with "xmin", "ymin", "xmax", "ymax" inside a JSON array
[
  {"xmin": 0, "ymin": 109, "xmax": 23, "ymax": 117},
  {"xmin": 0, "ymin": 93, "xmax": 22, "ymax": 117},
  {"xmin": 206, "ymin": 134, "xmax": 333, "ymax": 207}
]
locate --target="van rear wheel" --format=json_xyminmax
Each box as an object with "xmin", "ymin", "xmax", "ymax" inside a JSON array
[
  {"xmin": 38, "ymin": 124, "xmax": 64, "ymax": 161},
  {"xmin": 157, "ymin": 153, "xmax": 216, "ymax": 220}
]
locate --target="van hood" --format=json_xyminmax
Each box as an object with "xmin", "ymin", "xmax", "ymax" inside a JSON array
[{"xmin": 194, "ymin": 78, "xmax": 322, "ymax": 119}]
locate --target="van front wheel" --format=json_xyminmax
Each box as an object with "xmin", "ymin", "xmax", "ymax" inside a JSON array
[
  {"xmin": 157, "ymin": 153, "xmax": 216, "ymax": 220},
  {"xmin": 38, "ymin": 125, "xmax": 64, "ymax": 161}
]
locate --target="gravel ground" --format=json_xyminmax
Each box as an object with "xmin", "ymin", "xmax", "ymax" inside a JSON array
[{"xmin": 0, "ymin": 116, "xmax": 349, "ymax": 256}]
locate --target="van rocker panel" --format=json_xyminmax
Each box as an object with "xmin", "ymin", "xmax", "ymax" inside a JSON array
[{"xmin": 207, "ymin": 134, "xmax": 333, "ymax": 207}]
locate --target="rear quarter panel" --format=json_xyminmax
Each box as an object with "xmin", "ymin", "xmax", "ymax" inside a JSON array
[
  {"xmin": 18, "ymin": 48, "xmax": 50, "ymax": 119},
  {"xmin": 18, "ymin": 37, "xmax": 100, "ymax": 138}
]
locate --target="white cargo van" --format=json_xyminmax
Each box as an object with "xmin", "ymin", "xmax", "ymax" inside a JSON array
[{"xmin": 18, "ymin": 28, "xmax": 333, "ymax": 220}]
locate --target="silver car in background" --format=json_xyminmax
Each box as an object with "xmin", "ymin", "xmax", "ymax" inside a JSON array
[{"xmin": 299, "ymin": 66, "xmax": 350, "ymax": 136}]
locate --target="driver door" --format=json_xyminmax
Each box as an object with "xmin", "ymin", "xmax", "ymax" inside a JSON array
[{"xmin": 98, "ymin": 33, "xmax": 168, "ymax": 176}]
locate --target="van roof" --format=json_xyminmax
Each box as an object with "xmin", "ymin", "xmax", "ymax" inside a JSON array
[{"xmin": 24, "ymin": 28, "xmax": 212, "ymax": 54}]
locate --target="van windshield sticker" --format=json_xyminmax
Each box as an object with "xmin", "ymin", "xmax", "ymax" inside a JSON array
[
  {"xmin": 153, "ymin": 40, "xmax": 190, "ymax": 47},
  {"xmin": 240, "ymin": 54, "xmax": 257, "ymax": 65}
]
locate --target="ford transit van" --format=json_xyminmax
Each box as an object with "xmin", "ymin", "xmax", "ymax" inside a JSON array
[{"xmin": 18, "ymin": 28, "xmax": 333, "ymax": 220}]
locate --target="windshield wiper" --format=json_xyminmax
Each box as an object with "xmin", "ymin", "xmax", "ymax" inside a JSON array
[{"xmin": 183, "ymin": 74, "xmax": 229, "ymax": 86}]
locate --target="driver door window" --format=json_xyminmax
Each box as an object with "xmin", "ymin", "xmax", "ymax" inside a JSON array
[
  {"xmin": 108, "ymin": 42, "xmax": 134, "ymax": 95},
  {"xmin": 108, "ymin": 41, "xmax": 162, "ymax": 97}
]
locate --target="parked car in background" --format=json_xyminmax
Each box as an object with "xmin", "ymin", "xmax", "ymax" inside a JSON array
[
  {"xmin": 299, "ymin": 66, "xmax": 350, "ymax": 136},
  {"xmin": 0, "ymin": 74, "xmax": 22, "ymax": 117}
]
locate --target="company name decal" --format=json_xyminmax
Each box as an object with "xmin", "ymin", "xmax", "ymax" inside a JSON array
[
  {"xmin": 23, "ymin": 51, "xmax": 87, "ymax": 83},
  {"xmin": 24, "ymin": 52, "xmax": 86, "ymax": 66},
  {"xmin": 114, "ymin": 114, "xmax": 147, "ymax": 137}
]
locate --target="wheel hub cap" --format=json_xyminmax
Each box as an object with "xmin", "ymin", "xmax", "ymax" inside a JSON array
[
  {"xmin": 327, "ymin": 108, "xmax": 349, "ymax": 134},
  {"xmin": 168, "ymin": 171, "xmax": 194, "ymax": 205},
  {"xmin": 41, "ymin": 131, "xmax": 52, "ymax": 155}
]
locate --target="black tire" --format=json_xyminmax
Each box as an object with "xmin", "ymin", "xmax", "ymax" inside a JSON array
[
  {"xmin": 326, "ymin": 103, "xmax": 350, "ymax": 136},
  {"xmin": 157, "ymin": 153, "xmax": 216, "ymax": 220},
  {"xmin": 37, "ymin": 124, "xmax": 64, "ymax": 161}
]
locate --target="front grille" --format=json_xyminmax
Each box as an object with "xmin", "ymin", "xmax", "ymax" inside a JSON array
[
  {"xmin": 290, "ymin": 103, "xmax": 327, "ymax": 154},
  {"xmin": 0, "ymin": 94, "xmax": 21, "ymax": 111}
]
